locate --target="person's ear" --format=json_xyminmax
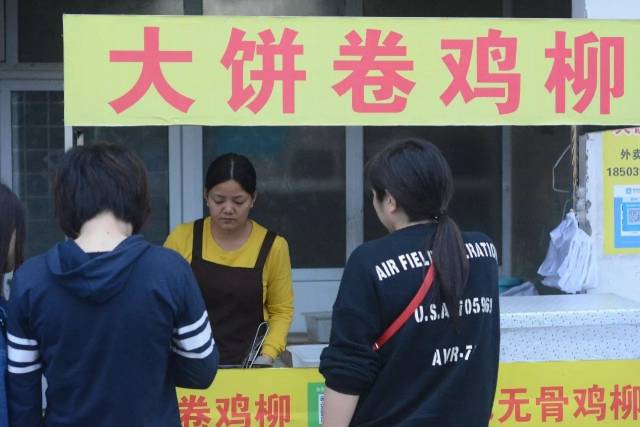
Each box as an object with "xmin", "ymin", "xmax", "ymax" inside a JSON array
[
  {"xmin": 385, "ymin": 191, "xmax": 398, "ymax": 213},
  {"xmin": 250, "ymin": 192, "xmax": 257, "ymax": 208},
  {"xmin": 203, "ymin": 190, "xmax": 209, "ymax": 206}
]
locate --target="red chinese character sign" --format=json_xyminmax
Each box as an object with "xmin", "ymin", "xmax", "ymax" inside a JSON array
[
  {"xmin": 180, "ymin": 395, "xmax": 212, "ymax": 427},
  {"xmin": 176, "ymin": 369, "xmax": 317, "ymax": 427},
  {"xmin": 441, "ymin": 29, "xmax": 520, "ymax": 115},
  {"xmin": 333, "ymin": 29, "xmax": 415, "ymax": 113},
  {"xmin": 64, "ymin": 15, "xmax": 640, "ymax": 125},
  {"xmin": 220, "ymin": 28, "xmax": 306, "ymax": 114},
  {"xmin": 545, "ymin": 31, "xmax": 624, "ymax": 114},
  {"xmin": 108, "ymin": 26, "xmax": 194, "ymax": 114},
  {"xmin": 171, "ymin": 361, "xmax": 640, "ymax": 427}
]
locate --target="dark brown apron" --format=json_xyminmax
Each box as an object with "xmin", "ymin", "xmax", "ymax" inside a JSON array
[{"xmin": 190, "ymin": 218, "xmax": 276, "ymax": 366}]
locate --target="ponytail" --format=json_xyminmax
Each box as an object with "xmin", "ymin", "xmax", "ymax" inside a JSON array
[
  {"xmin": 430, "ymin": 213, "xmax": 469, "ymax": 330},
  {"xmin": 366, "ymin": 137, "xmax": 471, "ymax": 330}
]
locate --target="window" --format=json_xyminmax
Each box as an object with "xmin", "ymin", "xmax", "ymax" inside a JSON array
[
  {"xmin": 203, "ymin": 0, "xmax": 345, "ymax": 16},
  {"xmin": 203, "ymin": 126, "xmax": 346, "ymax": 268},
  {"xmin": 18, "ymin": 0, "xmax": 184, "ymax": 62},
  {"xmin": 76, "ymin": 127, "xmax": 171, "ymax": 246},
  {"xmin": 11, "ymin": 91, "xmax": 65, "ymax": 256},
  {"xmin": 363, "ymin": 127, "xmax": 503, "ymax": 258},
  {"xmin": 364, "ymin": 0, "xmax": 502, "ymax": 17},
  {"xmin": 4, "ymin": 0, "xmax": 575, "ymax": 281},
  {"xmin": 510, "ymin": 126, "xmax": 571, "ymax": 280},
  {"xmin": 363, "ymin": 0, "xmax": 570, "ymax": 18}
]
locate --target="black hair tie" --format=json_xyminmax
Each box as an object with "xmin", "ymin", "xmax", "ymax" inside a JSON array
[
  {"xmin": 432, "ymin": 209, "xmax": 448, "ymax": 222},
  {"xmin": 431, "ymin": 209, "xmax": 447, "ymax": 222}
]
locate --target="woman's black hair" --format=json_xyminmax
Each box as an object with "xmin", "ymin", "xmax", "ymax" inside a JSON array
[
  {"xmin": 53, "ymin": 143, "xmax": 150, "ymax": 238},
  {"xmin": 205, "ymin": 153, "xmax": 257, "ymax": 194},
  {"xmin": 0, "ymin": 183, "xmax": 26, "ymax": 282},
  {"xmin": 366, "ymin": 138, "xmax": 469, "ymax": 328}
]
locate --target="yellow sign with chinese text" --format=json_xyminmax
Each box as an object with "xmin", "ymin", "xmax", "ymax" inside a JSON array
[
  {"xmin": 65, "ymin": 15, "xmax": 640, "ymax": 126},
  {"xmin": 491, "ymin": 360, "xmax": 640, "ymax": 426},
  {"xmin": 603, "ymin": 129, "xmax": 640, "ymax": 254},
  {"xmin": 177, "ymin": 368, "xmax": 324, "ymax": 427},
  {"xmin": 176, "ymin": 360, "xmax": 640, "ymax": 426}
]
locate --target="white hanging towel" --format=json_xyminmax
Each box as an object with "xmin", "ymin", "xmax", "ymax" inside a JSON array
[{"xmin": 538, "ymin": 211, "xmax": 598, "ymax": 293}]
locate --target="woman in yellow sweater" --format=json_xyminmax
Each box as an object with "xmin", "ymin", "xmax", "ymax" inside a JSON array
[{"xmin": 165, "ymin": 153, "xmax": 293, "ymax": 367}]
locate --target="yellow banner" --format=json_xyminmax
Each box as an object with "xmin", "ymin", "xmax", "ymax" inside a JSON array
[
  {"xmin": 603, "ymin": 129, "xmax": 640, "ymax": 254},
  {"xmin": 177, "ymin": 368, "xmax": 324, "ymax": 427},
  {"xmin": 176, "ymin": 360, "xmax": 640, "ymax": 426},
  {"xmin": 64, "ymin": 15, "xmax": 640, "ymax": 126}
]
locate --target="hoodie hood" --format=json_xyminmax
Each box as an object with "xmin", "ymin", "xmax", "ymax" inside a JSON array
[{"xmin": 46, "ymin": 235, "xmax": 151, "ymax": 303}]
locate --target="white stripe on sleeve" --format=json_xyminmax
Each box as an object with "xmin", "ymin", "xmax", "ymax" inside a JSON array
[
  {"xmin": 171, "ymin": 339, "xmax": 215, "ymax": 359},
  {"xmin": 173, "ymin": 322, "xmax": 213, "ymax": 351},
  {"xmin": 8, "ymin": 345, "xmax": 39, "ymax": 363},
  {"xmin": 7, "ymin": 333, "xmax": 38, "ymax": 347},
  {"xmin": 174, "ymin": 311, "xmax": 208, "ymax": 336},
  {"xmin": 8, "ymin": 363, "xmax": 42, "ymax": 374}
]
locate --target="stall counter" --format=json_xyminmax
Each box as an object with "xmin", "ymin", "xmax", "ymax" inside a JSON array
[
  {"xmin": 500, "ymin": 293, "xmax": 640, "ymax": 362},
  {"xmin": 286, "ymin": 293, "xmax": 640, "ymax": 366},
  {"xmin": 177, "ymin": 294, "xmax": 640, "ymax": 426}
]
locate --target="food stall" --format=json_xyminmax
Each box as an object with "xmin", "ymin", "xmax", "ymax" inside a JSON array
[{"xmin": 60, "ymin": 13, "xmax": 640, "ymax": 427}]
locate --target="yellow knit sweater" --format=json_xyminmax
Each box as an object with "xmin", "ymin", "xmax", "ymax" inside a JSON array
[{"xmin": 164, "ymin": 217, "xmax": 293, "ymax": 359}]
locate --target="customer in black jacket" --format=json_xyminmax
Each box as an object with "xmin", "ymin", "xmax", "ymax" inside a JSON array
[{"xmin": 320, "ymin": 138, "xmax": 500, "ymax": 427}]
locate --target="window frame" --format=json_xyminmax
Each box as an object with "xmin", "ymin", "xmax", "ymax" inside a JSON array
[
  {"xmin": 0, "ymin": 81, "xmax": 180, "ymax": 250},
  {"xmin": 194, "ymin": 126, "xmax": 354, "ymax": 281},
  {"xmin": 0, "ymin": 79, "xmax": 64, "ymax": 190},
  {"xmin": 192, "ymin": 124, "xmax": 511, "ymax": 278},
  {"xmin": 1, "ymin": 0, "xmax": 5, "ymax": 63},
  {"xmin": 0, "ymin": 0, "xmax": 512, "ymax": 279}
]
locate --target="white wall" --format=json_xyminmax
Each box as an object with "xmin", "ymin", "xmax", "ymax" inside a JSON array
[
  {"xmin": 582, "ymin": 132, "xmax": 640, "ymax": 303},
  {"xmin": 573, "ymin": 2, "xmax": 640, "ymax": 302},
  {"xmin": 574, "ymin": 0, "xmax": 640, "ymax": 19}
]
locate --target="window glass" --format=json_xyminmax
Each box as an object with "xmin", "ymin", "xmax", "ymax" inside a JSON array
[
  {"xmin": 363, "ymin": 126, "xmax": 502, "ymax": 258},
  {"xmin": 76, "ymin": 127, "xmax": 170, "ymax": 246},
  {"xmin": 203, "ymin": 0, "xmax": 345, "ymax": 16},
  {"xmin": 364, "ymin": 0, "xmax": 502, "ymax": 17},
  {"xmin": 11, "ymin": 91, "xmax": 65, "ymax": 257},
  {"xmin": 364, "ymin": 0, "xmax": 571, "ymax": 19},
  {"xmin": 512, "ymin": 0, "xmax": 571, "ymax": 18},
  {"xmin": 511, "ymin": 126, "xmax": 570, "ymax": 279},
  {"xmin": 18, "ymin": 0, "xmax": 183, "ymax": 62},
  {"xmin": 203, "ymin": 126, "xmax": 346, "ymax": 268}
]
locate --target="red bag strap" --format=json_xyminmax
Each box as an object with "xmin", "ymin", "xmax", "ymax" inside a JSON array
[{"xmin": 372, "ymin": 264, "xmax": 436, "ymax": 352}]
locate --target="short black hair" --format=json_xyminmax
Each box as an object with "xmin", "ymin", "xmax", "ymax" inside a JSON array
[
  {"xmin": 54, "ymin": 143, "xmax": 150, "ymax": 238},
  {"xmin": 0, "ymin": 183, "xmax": 26, "ymax": 277},
  {"xmin": 205, "ymin": 153, "xmax": 256, "ymax": 194}
]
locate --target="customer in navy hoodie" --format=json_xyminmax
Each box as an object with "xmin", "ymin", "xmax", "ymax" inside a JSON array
[
  {"xmin": 7, "ymin": 143, "xmax": 219, "ymax": 426},
  {"xmin": 320, "ymin": 139, "xmax": 500, "ymax": 426}
]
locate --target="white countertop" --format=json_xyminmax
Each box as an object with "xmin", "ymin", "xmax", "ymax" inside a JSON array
[
  {"xmin": 500, "ymin": 293, "xmax": 640, "ymax": 329},
  {"xmin": 286, "ymin": 294, "xmax": 640, "ymax": 364}
]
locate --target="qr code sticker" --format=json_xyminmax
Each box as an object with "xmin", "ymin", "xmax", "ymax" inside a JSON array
[{"xmin": 629, "ymin": 208, "xmax": 640, "ymax": 224}]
